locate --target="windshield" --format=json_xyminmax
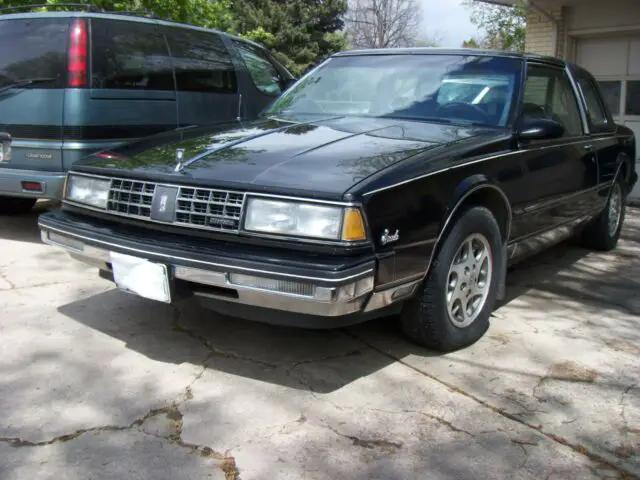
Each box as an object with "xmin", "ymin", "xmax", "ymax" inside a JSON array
[
  {"xmin": 0, "ymin": 18, "xmax": 69, "ymax": 89},
  {"xmin": 266, "ymin": 54, "xmax": 522, "ymax": 127}
]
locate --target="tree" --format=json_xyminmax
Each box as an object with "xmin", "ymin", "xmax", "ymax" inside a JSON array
[
  {"xmin": 345, "ymin": 0, "xmax": 438, "ymax": 49},
  {"xmin": 464, "ymin": 0, "xmax": 526, "ymax": 52},
  {"xmin": 461, "ymin": 37, "xmax": 481, "ymax": 49},
  {"xmin": 231, "ymin": 0, "xmax": 349, "ymax": 76}
]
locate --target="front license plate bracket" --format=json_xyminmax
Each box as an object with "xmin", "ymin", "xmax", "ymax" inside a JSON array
[{"xmin": 109, "ymin": 252, "xmax": 172, "ymax": 303}]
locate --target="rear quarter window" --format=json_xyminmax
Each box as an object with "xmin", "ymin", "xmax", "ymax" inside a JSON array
[
  {"xmin": 0, "ymin": 18, "xmax": 69, "ymax": 89},
  {"xmin": 91, "ymin": 18, "xmax": 175, "ymax": 90}
]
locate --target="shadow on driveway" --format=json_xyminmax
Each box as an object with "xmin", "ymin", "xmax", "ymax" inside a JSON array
[
  {"xmin": 0, "ymin": 200, "xmax": 59, "ymax": 244},
  {"xmin": 54, "ymin": 231, "xmax": 627, "ymax": 394}
]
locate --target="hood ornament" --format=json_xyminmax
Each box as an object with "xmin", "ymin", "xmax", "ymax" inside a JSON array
[{"xmin": 174, "ymin": 148, "xmax": 185, "ymax": 173}]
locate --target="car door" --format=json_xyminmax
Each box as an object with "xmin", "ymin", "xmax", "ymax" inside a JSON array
[
  {"xmin": 227, "ymin": 39, "xmax": 292, "ymax": 120},
  {"xmin": 163, "ymin": 27, "xmax": 240, "ymax": 128},
  {"xmin": 572, "ymin": 66, "xmax": 621, "ymax": 204},
  {"xmin": 511, "ymin": 61, "xmax": 597, "ymax": 240}
]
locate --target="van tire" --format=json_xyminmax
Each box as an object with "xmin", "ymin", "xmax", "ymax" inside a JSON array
[{"xmin": 0, "ymin": 197, "xmax": 37, "ymax": 215}]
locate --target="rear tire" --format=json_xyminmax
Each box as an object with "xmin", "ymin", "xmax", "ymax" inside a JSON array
[
  {"xmin": 578, "ymin": 176, "xmax": 626, "ymax": 251},
  {"xmin": 0, "ymin": 196, "xmax": 37, "ymax": 215},
  {"xmin": 400, "ymin": 206, "xmax": 504, "ymax": 352}
]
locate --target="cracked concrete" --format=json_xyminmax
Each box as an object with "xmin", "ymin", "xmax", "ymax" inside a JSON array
[{"xmin": 1, "ymin": 201, "xmax": 639, "ymax": 479}]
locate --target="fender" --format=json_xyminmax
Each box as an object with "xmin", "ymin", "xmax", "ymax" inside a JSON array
[{"xmin": 423, "ymin": 176, "xmax": 513, "ymax": 300}]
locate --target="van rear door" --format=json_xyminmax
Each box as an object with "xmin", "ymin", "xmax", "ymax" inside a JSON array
[
  {"xmin": 0, "ymin": 16, "xmax": 68, "ymax": 172},
  {"xmin": 76, "ymin": 17, "xmax": 178, "ymax": 153}
]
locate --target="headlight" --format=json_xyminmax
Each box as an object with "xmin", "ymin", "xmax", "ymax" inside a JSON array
[
  {"xmin": 65, "ymin": 174, "xmax": 110, "ymax": 209},
  {"xmin": 244, "ymin": 197, "xmax": 367, "ymax": 242}
]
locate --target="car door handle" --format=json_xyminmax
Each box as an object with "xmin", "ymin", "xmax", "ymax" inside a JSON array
[{"xmin": 584, "ymin": 144, "xmax": 593, "ymax": 150}]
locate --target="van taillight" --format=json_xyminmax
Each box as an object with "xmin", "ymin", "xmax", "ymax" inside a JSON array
[{"xmin": 68, "ymin": 18, "xmax": 88, "ymax": 88}]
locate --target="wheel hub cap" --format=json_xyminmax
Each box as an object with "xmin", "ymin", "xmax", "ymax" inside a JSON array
[
  {"xmin": 445, "ymin": 233, "xmax": 493, "ymax": 328},
  {"xmin": 608, "ymin": 183, "xmax": 623, "ymax": 237}
]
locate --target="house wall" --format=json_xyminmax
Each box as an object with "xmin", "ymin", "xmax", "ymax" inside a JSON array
[
  {"xmin": 524, "ymin": 6, "xmax": 565, "ymax": 57},
  {"xmin": 567, "ymin": 0, "xmax": 640, "ymax": 32}
]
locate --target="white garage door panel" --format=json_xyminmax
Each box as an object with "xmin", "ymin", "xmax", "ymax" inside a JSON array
[
  {"xmin": 576, "ymin": 38, "xmax": 629, "ymax": 76},
  {"xmin": 576, "ymin": 35, "xmax": 640, "ymax": 202}
]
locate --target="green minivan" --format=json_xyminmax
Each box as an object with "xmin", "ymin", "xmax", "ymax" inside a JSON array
[{"xmin": 0, "ymin": 7, "xmax": 294, "ymax": 214}]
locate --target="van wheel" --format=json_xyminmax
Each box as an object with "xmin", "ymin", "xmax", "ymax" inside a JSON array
[
  {"xmin": 400, "ymin": 206, "xmax": 503, "ymax": 352},
  {"xmin": 0, "ymin": 196, "xmax": 37, "ymax": 215},
  {"xmin": 579, "ymin": 177, "xmax": 626, "ymax": 251}
]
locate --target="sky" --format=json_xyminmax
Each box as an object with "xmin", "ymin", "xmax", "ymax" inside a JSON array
[{"xmin": 419, "ymin": 0, "xmax": 480, "ymax": 48}]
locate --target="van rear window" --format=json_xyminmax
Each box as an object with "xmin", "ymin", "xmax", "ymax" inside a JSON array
[{"xmin": 0, "ymin": 18, "xmax": 69, "ymax": 89}]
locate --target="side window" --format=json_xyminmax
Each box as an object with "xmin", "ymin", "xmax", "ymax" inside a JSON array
[
  {"xmin": 165, "ymin": 29, "xmax": 237, "ymax": 94},
  {"xmin": 522, "ymin": 65, "xmax": 584, "ymax": 137},
  {"xmin": 576, "ymin": 76, "xmax": 612, "ymax": 132},
  {"xmin": 233, "ymin": 41, "xmax": 284, "ymax": 96},
  {"xmin": 91, "ymin": 19, "xmax": 174, "ymax": 90}
]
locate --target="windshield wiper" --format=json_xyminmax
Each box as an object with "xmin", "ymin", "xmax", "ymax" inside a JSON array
[{"xmin": 0, "ymin": 77, "xmax": 58, "ymax": 94}]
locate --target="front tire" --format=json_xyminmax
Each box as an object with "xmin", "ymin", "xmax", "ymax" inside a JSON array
[
  {"xmin": 400, "ymin": 206, "xmax": 504, "ymax": 352},
  {"xmin": 0, "ymin": 196, "xmax": 37, "ymax": 215},
  {"xmin": 579, "ymin": 177, "xmax": 626, "ymax": 251}
]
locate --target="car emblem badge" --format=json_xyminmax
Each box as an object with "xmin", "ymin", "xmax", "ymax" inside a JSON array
[
  {"xmin": 174, "ymin": 148, "xmax": 185, "ymax": 173},
  {"xmin": 158, "ymin": 194, "xmax": 168, "ymax": 213},
  {"xmin": 380, "ymin": 229, "xmax": 399, "ymax": 246}
]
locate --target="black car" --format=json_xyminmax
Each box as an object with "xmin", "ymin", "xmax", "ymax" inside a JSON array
[{"xmin": 38, "ymin": 48, "xmax": 638, "ymax": 352}]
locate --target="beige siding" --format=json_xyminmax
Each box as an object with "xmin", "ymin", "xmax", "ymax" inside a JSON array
[{"xmin": 524, "ymin": 7, "xmax": 565, "ymax": 58}]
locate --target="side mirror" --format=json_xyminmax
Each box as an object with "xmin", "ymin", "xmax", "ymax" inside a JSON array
[{"xmin": 517, "ymin": 117, "xmax": 565, "ymax": 141}]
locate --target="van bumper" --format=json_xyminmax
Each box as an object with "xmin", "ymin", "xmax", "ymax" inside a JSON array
[{"xmin": 0, "ymin": 168, "xmax": 65, "ymax": 200}]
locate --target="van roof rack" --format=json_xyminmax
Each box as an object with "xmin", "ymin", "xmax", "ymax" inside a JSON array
[
  {"xmin": 0, "ymin": 4, "xmax": 168, "ymax": 21},
  {"xmin": 0, "ymin": 3, "xmax": 98, "ymax": 13}
]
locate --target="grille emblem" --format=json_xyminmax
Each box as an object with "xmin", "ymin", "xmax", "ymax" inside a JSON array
[{"xmin": 158, "ymin": 194, "xmax": 168, "ymax": 213}]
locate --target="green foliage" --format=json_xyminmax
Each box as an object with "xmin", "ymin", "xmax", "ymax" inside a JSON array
[
  {"xmin": 231, "ymin": 0, "xmax": 349, "ymax": 76},
  {"xmin": 461, "ymin": 38, "xmax": 481, "ymax": 49},
  {"xmin": 464, "ymin": 0, "xmax": 526, "ymax": 53},
  {"xmin": 0, "ymin": 0, "xmax": 235, "ymax": 30}
]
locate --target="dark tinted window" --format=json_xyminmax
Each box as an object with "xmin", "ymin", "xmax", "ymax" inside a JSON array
[
  {"xmin": 523, "ymin": 65, "xmax": 583, "ymax": 137},
  {"xmin": 0, "ymin": 18, "xmax": 69, "ymax": 89},
  {"xmin": 626, "ymin": 81, "xmax": 640, "ymax": 115},
  {"xmin": 576, "ymin": 76, "xmax": 611, "ymax": 131},
  {"xmin": 597, "ymin": 81, "xmax": 621, "ymax": 116},
  {"xmin": 91, "ymin": 19, "xmax": 174, "ymax": 90},
  {"xmin": 166, "ymin": 29, "xmax": 237, "ymax": 93},
  {"xmin": 233, "ymin": 40, "xmax": 284, "ymax": 96}
]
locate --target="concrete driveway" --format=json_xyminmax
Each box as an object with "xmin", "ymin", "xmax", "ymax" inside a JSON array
[{"xmin": 1, "ymin": 203, "xmax": 639, "ymax": 480}]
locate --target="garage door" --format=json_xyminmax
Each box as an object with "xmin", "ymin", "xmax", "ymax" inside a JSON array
[{"xmin": 577, "ymin": 36, "xmax": 640, "ymax": 200}]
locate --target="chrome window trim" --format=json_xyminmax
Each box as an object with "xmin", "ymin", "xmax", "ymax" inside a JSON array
[
  {"xmin": 38, "ymin": 223, "xmax": 375, "ymax": 284},
  {"xmin": 565, "ymin": 65, "xmax": 591, "ymax": 136}
]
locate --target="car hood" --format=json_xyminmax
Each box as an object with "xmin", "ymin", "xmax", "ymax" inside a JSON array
[{"xmin": 75, "ymin": 116, "xmax": 502, "ymax": 197}]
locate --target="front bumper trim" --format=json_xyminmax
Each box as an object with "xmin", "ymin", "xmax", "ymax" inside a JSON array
[
  {"xmin": 40, "ymin": 223, "xmax": 373, "ymax": 284},
  {"xmin": 40, "ymin": 227, "xmax": 389, "ymax": 318}
]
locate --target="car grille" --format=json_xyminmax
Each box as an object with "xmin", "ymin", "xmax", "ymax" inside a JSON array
[{"xmin": 106, "ymin": 178, "xmax": 246, "ymax": 233}]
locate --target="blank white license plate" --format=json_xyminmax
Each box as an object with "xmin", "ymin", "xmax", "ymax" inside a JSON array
[{"xmin": 110, "ymin": 252, "xmax": 171, "ymax": 303}]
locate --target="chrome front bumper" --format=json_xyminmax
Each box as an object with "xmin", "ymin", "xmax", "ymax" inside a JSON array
[
  {"xmin": 40, "ymin": 228, "xmax": 420, "ymax": 319},
  {"xmin": 0, "ymin": 168, "xmax": 66, "ymax": 199}
]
